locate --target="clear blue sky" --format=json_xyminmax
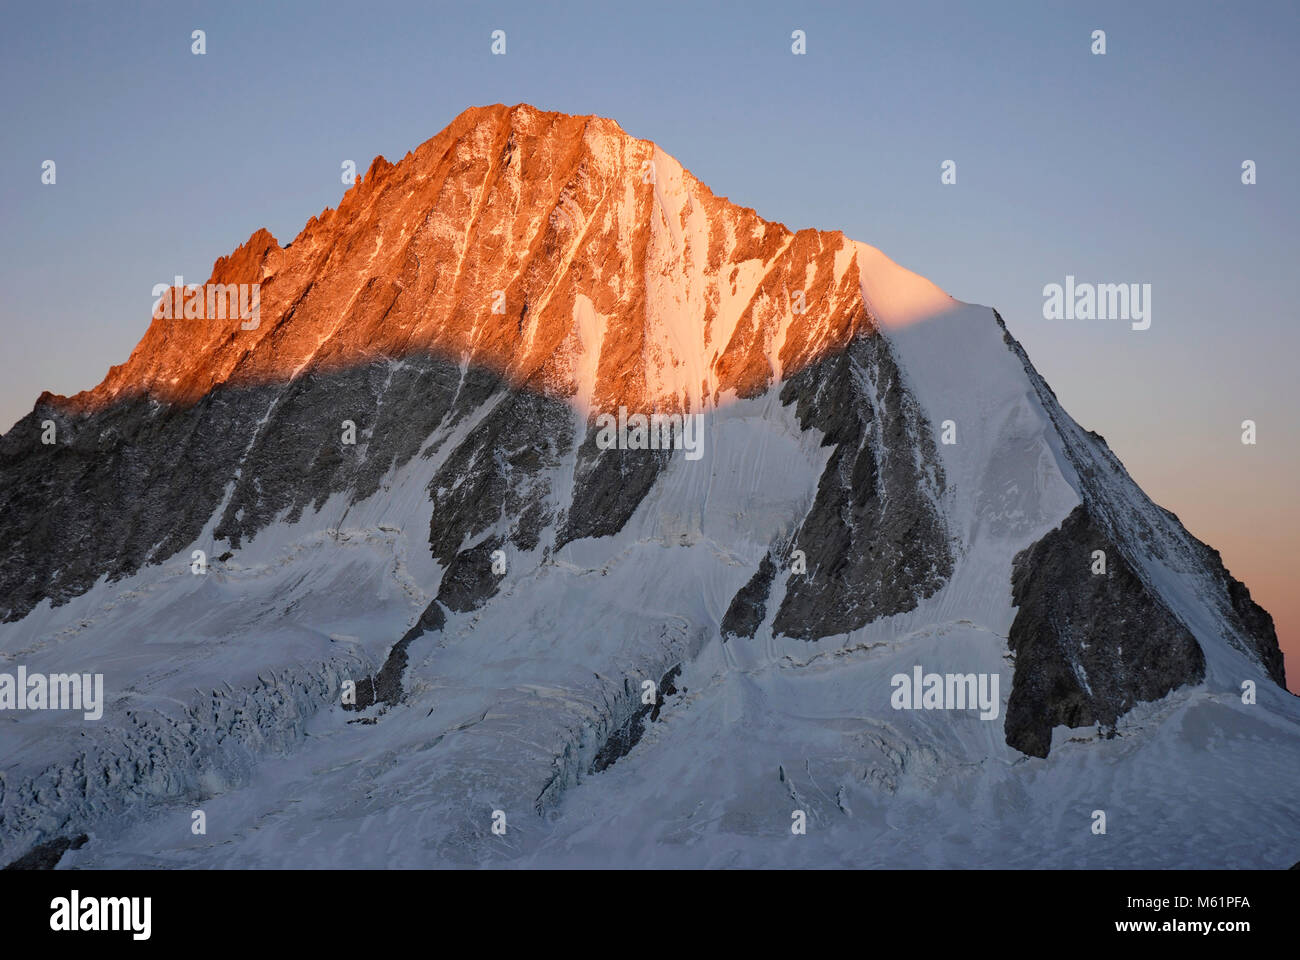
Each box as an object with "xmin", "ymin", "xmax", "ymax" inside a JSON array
[{"xmin": 2, "ymin": 0, "xmax": 1297, "ymax": 681}]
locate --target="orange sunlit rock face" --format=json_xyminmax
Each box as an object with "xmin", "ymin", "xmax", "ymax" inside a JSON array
[{"xmin": 61, "ymin": 104, "xmax": 935, "ymax": 418}]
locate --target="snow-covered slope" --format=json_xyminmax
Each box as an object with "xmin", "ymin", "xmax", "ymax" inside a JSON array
[{"xmin": 0, "ymin": 106, "xmax": 1293, "ymax": 869}]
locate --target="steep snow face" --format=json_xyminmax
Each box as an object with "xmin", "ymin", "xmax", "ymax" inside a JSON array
[
  {"xmin": 0, "ymin": 106, "xmax": 1293, "ymax": 869},
  {"xmin": 859, "ymin": 246, "xmax": 1082, "ymax": 632}
]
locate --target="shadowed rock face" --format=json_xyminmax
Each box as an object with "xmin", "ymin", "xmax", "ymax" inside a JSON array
[
  {"xmin": 215, "ymin": 356, "xmax": 479, "ymax": 548},
  {"xmin": 1225, "ymin": 575, "xmax": 1285, "ymax": 684},
  {"xmin": 771, "ymin": 332, "xmax": 952, "ymax": 639},
  {"xmin": 558, "ymin": 435, "xmax": 669, "ymax": 548},
  {"xmin": 1005, "ymin": 505, "xmax": 1206, "ymax": 758},
  {"xmin": 0, "ymin": 346, "xmax": 672, "ymax": 626},
  {"xmin": 1, "ymin": 387, "xmax": 277, "ymax": 622},
  {"xmin": 427, "ymin": 379, "xmax": 574, "ymax": 565},
  {"xmin": 0, "ymin": 355, "xmax": 505, "ymax": 623}
]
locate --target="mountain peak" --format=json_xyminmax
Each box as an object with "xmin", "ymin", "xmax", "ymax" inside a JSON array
[
  {"xmin": 62, "ymin": 105, "xmax": 955, "ymax": 419},
  {"xmin": 3, "ymin": 107, "xmax": 1291, "ymax": 871}
]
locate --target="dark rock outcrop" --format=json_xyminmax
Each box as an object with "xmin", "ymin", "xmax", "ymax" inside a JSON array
[
  {"xmin": 994, "ymin": 308, "xmax": 1286, "ymax": 734},
  {"xmin": 557, "ymin": 433, "xmax": 669, "ymax": 548},
  {"xmin": 427, "ymin": 382, "xmax": 573, "ymax": 565},
  {"xmin": 1, "ymin": 387, "xmax": 273, "ymax": 621},
  {"xmin": 773, "ymin": 332, "xmax": 952, "ymax": 639},
  {"xmin": 1005, "ymin": 504, "xmax": 1206, "ymax": 758},
  {"xmin": 345, "ymin": 597, "xmax": 447, "ymax": 712},
  {"xmin": 2, "ymin": 833, "xmax": 87, "ymax": 870},
  {"xmin": 721, "ymin": 553, "xmax": 778, "ymax": 640}
]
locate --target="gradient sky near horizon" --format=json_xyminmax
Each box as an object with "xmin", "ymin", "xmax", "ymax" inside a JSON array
[{"xmin": 2, "ymin": 1, "xmax": 1297, "ymax": 689}]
